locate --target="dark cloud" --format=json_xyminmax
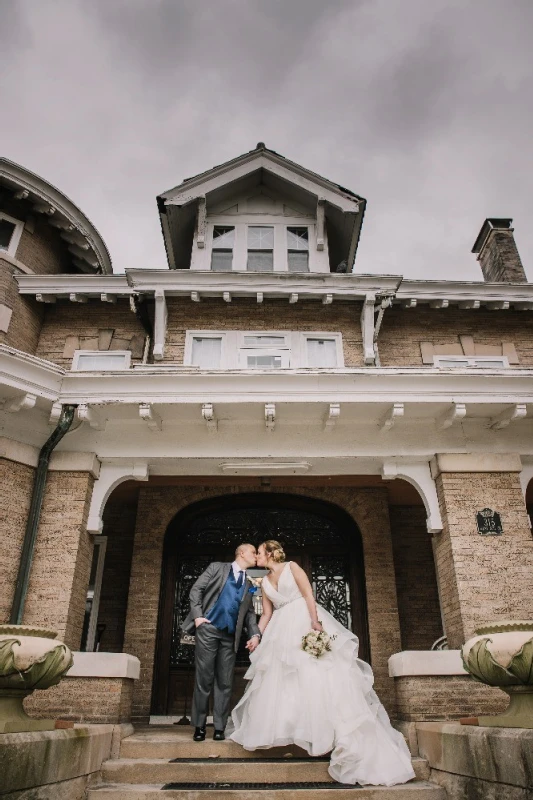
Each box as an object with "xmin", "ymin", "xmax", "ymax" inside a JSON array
[{"xmin": 0, "ymin": 0, "xmax": 532, "ymax": 279}]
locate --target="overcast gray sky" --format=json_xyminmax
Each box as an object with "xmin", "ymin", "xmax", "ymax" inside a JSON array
[{"xmin": 2, "ymin": 0, "xmax": 532, "ymax": 280}]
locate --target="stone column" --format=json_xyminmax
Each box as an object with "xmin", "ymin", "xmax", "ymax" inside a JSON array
[
  {"xmin": 23, "ymin": 455, "xmax": 100, "ymax": 651},
  {"xmin": 432, "ymin": 454, "xmax": 533, "ymax": 648}
]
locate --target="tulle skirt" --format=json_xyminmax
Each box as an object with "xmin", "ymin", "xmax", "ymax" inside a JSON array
[{"xmin": 228, "ymin": 597, "xmax": 415, "ymax": 786}]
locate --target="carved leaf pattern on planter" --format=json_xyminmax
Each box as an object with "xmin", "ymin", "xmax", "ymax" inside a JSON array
[
  {"xmin": 0, "ymin": 640, "xmax": 73, "ymax": 690},
  {"xmin": 462, "ymin": 636, "xmax": 533, "ymax": 687}
]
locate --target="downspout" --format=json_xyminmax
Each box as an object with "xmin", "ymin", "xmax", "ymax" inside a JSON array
[
  {"xmin": 372, "ymin": 296, "xmax": 393, "ymax": 367},
  {"xmin": 9, "ymin": 404, "xmax": 77, "ymax": 625}
]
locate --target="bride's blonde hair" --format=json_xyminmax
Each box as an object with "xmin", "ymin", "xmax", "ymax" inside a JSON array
[{"xmin": 261, "ymin": 539, "xmax": 286, "ymax": 563}]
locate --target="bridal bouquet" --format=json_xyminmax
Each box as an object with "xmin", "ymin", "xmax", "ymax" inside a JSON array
[{"xmin": 301, "ymin": 628, "xmax": 336, "ymax": 658}]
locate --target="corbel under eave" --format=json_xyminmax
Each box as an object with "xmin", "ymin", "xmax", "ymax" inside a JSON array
[{"xmin": 153, "ymin": 289, "xmax": 167, "ymax": 361}]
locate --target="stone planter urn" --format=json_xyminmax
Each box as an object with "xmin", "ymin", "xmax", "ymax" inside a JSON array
[
  {"xmin": 0, "ymin": 625, "xmax": 73, "ymax": 733},
  {"xmin": 462, "ymin": 620, "xmax": 533, "ymax": 728}
]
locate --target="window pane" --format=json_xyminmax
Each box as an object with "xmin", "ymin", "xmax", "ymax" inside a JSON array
[
  {"xmin": 288, "ymin": 251, "xmax": 309, "ymax": 272},
  {"xmin": 306, "ymin": 339, "xmax": 337, "ymax": 367},
  {"xmin": 77, "ymin": 353, "xmax": 128, "ymax": 370},
  {"xmin": 243, "ymin": 335, "xmax": 285, "ymax": 346},
  {"xmin": 246, "ymin": 354, "xmax": 282, "ymax": 369},
  {"xmin": 473, "ymin": 360, "xmax": 505, "ymax": 368},
  {"xmin": 287, "ymin": 227, "xmax": 309, "ymax": 250},
  {"xmin": 213, "ymin": 226, "xmax": 235, "ymax": 248},
  {"xmin": 436, "ymin": 359, "xmax": 468, "ymax": 368},
  {"xmin": 247, "ymin": 251, "xmax": 273, "ymax": 271},
  {"xmin": 247, "ymin": 226, "xmax": 274, "ymax": 249},
  {"xmin": 191, "ymin": 337, "xmax": 222, "ymax": 368},
  {"xmin": 0, "ymin": 219, "xmax": 16, "ymax": 251},
  {"xmin": 211, "ymin": 250, "xmax": 233, "ymax": 271}
]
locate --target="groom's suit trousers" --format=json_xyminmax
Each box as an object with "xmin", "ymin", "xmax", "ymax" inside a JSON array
[{"xmin": 192, "ymin": 622, "xmax": 236, "ymax": 730}]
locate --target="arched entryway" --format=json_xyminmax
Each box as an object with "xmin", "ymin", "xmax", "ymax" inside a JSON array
[{"xmin": 152, "ymin": 492, "xmax": 369, "ymax": 716}]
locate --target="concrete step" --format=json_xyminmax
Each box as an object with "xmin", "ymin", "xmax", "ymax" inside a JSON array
[
  {"xmin": 102, "ymin": 758, "xmax": 430, "ymax": 785},
  {"xmin": 88, "ymin": 782, "xmax": 446, "ymax": 799},
  {"xmin": 121, "ymin": 735, "xmax": 310, "ymax": 760}
]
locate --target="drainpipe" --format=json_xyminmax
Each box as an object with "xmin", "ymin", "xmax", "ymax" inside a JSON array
[
  {"xmin": 372, "ymin": 296, "xmax": 393, "ymax": 367},
  {"xmin": 9, "ymin": 404, "xmax": 77, "ymax": 625}
]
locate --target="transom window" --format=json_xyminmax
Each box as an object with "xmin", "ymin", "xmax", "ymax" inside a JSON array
[
  {"xmin": 211, "ymin": 226, "xmax": 234, "ymax": 271},
  {"xmin": 247, "ymin": 226, "xmax": 274, "ymax": 272},
  {"xmin": 287, "ymin": 227, "xmax": 309, "ymax": 272},
  {"xmin": 0, "ymin": 212, "xmax": 24, "ymax": 257},
  {"xmin": 72, "ymin": 350, "xmax": 131, "ymax": 371},
  {"xmin": 184, "ymin": 331, "xmax": 343, "ymax": 370}
]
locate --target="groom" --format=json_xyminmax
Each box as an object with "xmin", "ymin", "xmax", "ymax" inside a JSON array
[{"xmin": 182, "ymin": 543, "xmax": 261, "ymax": 741}]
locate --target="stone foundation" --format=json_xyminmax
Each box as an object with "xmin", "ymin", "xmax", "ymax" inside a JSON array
[
  {"xmin": 0, "ymin": 725, "xmax": 116, "ymax": 799},
  {"xmin": 417, "ymin": 722, "xmax": 533, "ymax": 800}
]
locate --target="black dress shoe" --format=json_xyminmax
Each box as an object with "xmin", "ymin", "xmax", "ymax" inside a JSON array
[
  {"xmin": 193, "ymin": 726, "xmax": 206, "ymax": 741},
  {"xmin": 213, "ymin": 729, "xmax": 225, "ymax": 741}
]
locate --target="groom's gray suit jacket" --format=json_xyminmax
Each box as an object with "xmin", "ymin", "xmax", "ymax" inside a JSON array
[{"xmin": 181, "ymin": 562, "xmax": 260, "ymax": 652}]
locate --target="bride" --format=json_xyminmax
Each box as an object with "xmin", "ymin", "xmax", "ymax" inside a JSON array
[{"xmin": 229, "ymin": 540, "xmax": 415, "ymax": 787}]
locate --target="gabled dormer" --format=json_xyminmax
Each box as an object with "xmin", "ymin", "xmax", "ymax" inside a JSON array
[{"xmin": 157, "ymin": 143, "xmax": 365, "ymax": 274}]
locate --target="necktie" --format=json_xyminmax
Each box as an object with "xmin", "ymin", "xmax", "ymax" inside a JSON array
[{"xmin": 236, "ymin": 570, "xmax": 245, "ymax": 589}]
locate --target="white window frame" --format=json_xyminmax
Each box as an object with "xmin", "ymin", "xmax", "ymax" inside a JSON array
[
  {"xmin": 184, "ymin": 332, "xmax": 228, "ymax": 369},
  {"xmin": 72, "ymin": 350, "xmax": 132, "ymax": 371},
  {"xmin": 84, "ymin": 535, "xmax": 107, "ymax": 653},
  {"xmin": 433, "ymin": 355, "xmax": 510, "ymax": 369},
  {"xmin": 300, "ymin": 333, "xmax": 345, "ymax": 368},
  {"xmin": 238, "ymin": 348, "xmax": 291, "ymax": 369},
  {"xmin": 0, "ymin": 212, "xmax": 24, "ymax": 257},
  {"xmin": 184, "ymin": 331, "xmax": 343, "ymax": 369}
]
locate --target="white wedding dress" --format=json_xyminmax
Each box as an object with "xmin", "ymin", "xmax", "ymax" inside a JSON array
[{"xmin": 229, "ymin": 562, "xmax": 415, "ymax": 786}]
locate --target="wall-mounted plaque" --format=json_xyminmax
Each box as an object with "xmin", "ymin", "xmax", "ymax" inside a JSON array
[{"xmin": 476, "ymin": 508, "xmax": 503, "ymax": 535}]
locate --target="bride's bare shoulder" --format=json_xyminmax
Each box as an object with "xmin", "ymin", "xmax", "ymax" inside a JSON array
[{"xmin": 288, "ymin": 560, "xmax": 304, "ymax": 574}]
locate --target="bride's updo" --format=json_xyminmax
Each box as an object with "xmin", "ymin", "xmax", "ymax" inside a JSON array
[{"xmin": 262, "ymin": 539, "xmax": 286, "ymax": 563}]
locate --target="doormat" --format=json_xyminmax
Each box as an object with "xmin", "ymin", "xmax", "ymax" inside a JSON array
[{"xmin": 161, "ymin": 782, "xmax": 360, "ymax": 790}]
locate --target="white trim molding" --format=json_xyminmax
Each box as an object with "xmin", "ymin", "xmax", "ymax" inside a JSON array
[
  {"xmin": 382, "ymin": 459, "xmax": 443, "ymax": 533},
  {"xmin": 388, "ymin": 650, "xmax": 467, "ymax": 677},
  {"xmin": 0, "ymin": 211, "xmax": 24, "ymax": 257},
  {"xmin": 69, "ymin": 652, "xmax": 140, "ymax": 680},
  {"xmin": 87, "ymin": 461, "xmax": 150, "ymax": 534}
]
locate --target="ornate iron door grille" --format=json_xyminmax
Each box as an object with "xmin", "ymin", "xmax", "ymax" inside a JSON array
[{"xmin": 170, "ymin": 507, "xmax": 356, "ymax": 667}]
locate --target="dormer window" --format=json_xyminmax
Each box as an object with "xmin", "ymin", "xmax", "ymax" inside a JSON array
[
  {"xmin": 211, "ymin": 226, "xmax": 235, "ymax": 271},
  {"xmin": 247, "ymin": 226, "xmax": 274, "ymax": 272},
  {"xmin": 0, "ymin": 212, "xmax": 24, "ymax": 258},
  {"xmin": 287, "ymin": 227, "xmax": 309, "ymax": 272}
]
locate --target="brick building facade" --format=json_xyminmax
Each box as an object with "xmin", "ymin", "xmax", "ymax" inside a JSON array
[{"xmin": 1, "ymin": 146, "xmax": 533, "ymax": 729}]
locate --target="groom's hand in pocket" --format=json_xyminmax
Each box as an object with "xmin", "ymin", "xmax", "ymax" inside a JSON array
[{"xmin": 195, "ymin": 617, "xmax": 210, "ymax": 628}]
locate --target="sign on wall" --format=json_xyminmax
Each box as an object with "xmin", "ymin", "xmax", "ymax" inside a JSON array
[{"xmin": 476, "ymin": 508, "xmax": 503, "ymax": 536}]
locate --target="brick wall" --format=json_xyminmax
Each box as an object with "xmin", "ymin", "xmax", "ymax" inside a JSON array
[
  {"xmin": 0, "ymin": 259, "xmax": 44, "ymax": 353},
  {"xmin": 25, "ymin": 676, "xmax": 134, "ymax": 724},
  {"xmin": 36, "ymin": 299, "xmax": 146, "ymax": 367},
  {"xmin": 0, "ymin": 458, "xmax": 34, "ymax": 623},
  {"xmin": 164, "ymin": 297, "xmax": 365, "ymax": 366},
  {"xmin": 379, "ymin": 306, "xmax": 533, "ymax": 367},
  {"xmin": 395, "ymin": 676, "xmax": 507, "ymax": 721},
  {"xmin": 97, "ymin": 496, "xmax": 139, "ymax": 652},
  {"xmin": 434, "ymin": 471, "xmax": 533, "ymax": 648},
  {"xmin": 122, "ymin": 484, "xmax": 401, "ymax": 722},
  {"xmin": 23, "ymin": 471, "xmax": 95, "ymax": 650},
  {"xmin": 478, "ymin": 229, "xmax": 527, "ymax": 283},
  {"xmin": 390, "ymin": 506, "xmax": 443, "ymax": 650}
]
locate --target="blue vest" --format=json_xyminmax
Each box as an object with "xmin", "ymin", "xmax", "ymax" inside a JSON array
[{"xmin": 207, "ymin": 570, "xmax": 245, "ymax": 634}]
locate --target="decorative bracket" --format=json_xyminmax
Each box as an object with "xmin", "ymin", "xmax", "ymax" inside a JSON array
[
  {"xmin": 77, "ymin": 403, "xmax": 106, "ymax": 431},
  {"xmin": 191, "ymin": 291, "xmax": 201, "ymax": 302},
  {"xmin": 437, "ymin": 402, "xmax": 467, "ymax": 430},
  {"xmin": 69, "ymin": 293, "xmax": 88, "ymax": 303},
  {"xmin": 265, "ymin": 403, "xmax": 276, "ymax": 432},
  {"xmin": 87, "ymin": 461, "xmax": 149, "ymax": 534},
  {"xmin": 429, "ymin": 299, "xmax": 449, "ymax": 309},
  {"xmin": 49, "ymin": 402, "xmax": 62, "ymax": 426},
  {"xmin": 324, "ymin": 403, "xmax": 340, "ymax": 431},
  {"xmin": 322, "ymin": 294, "xmax": 333, "ymax": 305},
  {"xmin": 196, "ymin": 196, "xmax": 206, "ymax": 248},
  {"xmin": 256, "ymin": 292, "xmax": 264, "ymax": 304},
  {"xmin": 361, "ymin": 293, "xmax": 377, "ymax": 365},
  {"xmin": 458, "ymin": 300, "xmax": 480, "ymax": 310},
  {"xmin": 201, "ymin": 403, "xmax": 218, "ymax": 433},
  {"xmin": 316, "ymin": 198, "xmax": 325, "ymax": 251},
  {"xmin": 381, "ymin": 459, "xmax": 443, "ymax": 533},
  {"xmin": 289, "ymin": 293, "xmax": 298, "ymax": 304},
  {"xmin": 380, "ymin": 402, "xmax": 404, "ymax": 432},
  {"xmin": 489, "ymin": 403, "xmax": 527, "ymax": 430},
  {"xmin": 153, "ymin": 289, "xmax": 167, "ymax": 361},
  {"xmin": 4, "ymin": 393, "xmax": 37, "ymax": 413},
  {"xmin": 100, "ymin": 293, "xmax": 117, "ymax": 304},
  {"xmin": 486, "ymin": 301, "xmax": 510, "ymax": 310},
  {"xmin": 36, "ymin": 294, "xmax": 56, "ymax": 303},
  {"xmin": 139, "ymin": 403, "xmax": 162, "ymax": 432},
  {"xmin": 223, "ymin": 292, "xmax": 232, "ymax": 303}
]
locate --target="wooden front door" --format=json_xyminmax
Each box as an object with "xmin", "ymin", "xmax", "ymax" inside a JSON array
[{"xmin": 152, "ymin": 494, "xmax": 369, "ymax": 716}]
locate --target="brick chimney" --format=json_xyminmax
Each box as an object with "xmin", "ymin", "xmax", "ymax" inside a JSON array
[{"xmin": 472, "ymin": 218, "xmax": 527, "ymax": 283}]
